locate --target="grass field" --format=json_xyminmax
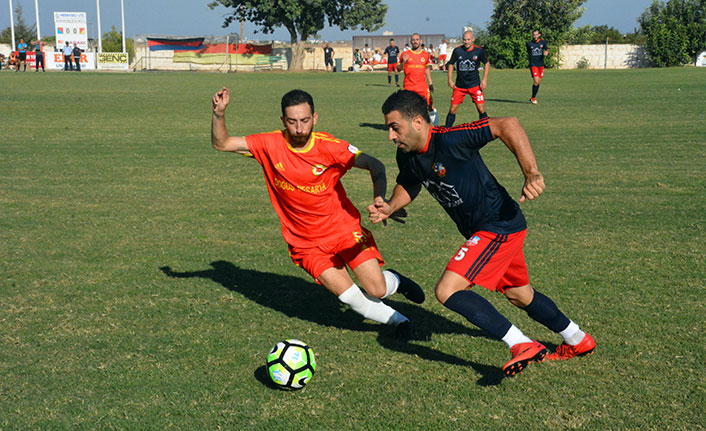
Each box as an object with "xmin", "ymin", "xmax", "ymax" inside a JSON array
[{"xmin": 1, "ymin": 67, "xmax": 705, "ymax": 430}]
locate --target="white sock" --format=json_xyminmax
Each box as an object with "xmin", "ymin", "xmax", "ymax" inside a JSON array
[
  {"xmin": 381, "ymin": 270, "xmax": 400, "ymax": 299},
  {"xmin": 559, "ymin": 321, "xmax": 585, "ymax": 345},
  {"xmin": 338, "ymin": 284, "xmax": 408, "ymax": 326},
  {"xmin": 501, "ymin": 325, "xmax": 533, "ymax": 348}
]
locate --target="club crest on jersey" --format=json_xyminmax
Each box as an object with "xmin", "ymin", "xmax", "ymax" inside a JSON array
[
  {"xmin": 473, "ymin": 55, "xmax": 478, "ymax": 61},
  {"xmin": 312, "ymin": 164, "xmax": 327, "ymax": 176},
  {"xmin": 433, "ymin": 162, "xmax": 446, "ymax": 177},
  {"xmin": 466, "ymin": 236, "xmax": 481, "ymax": 247}
]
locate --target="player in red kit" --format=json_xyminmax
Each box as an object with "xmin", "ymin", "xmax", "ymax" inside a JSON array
[
  {"xmin": 210, "ymin": 87, "xmax": 425, "ymax": 341},
  {"xmin": 398, "ymin": 33, "xmax": 438, "ymax": 125}
]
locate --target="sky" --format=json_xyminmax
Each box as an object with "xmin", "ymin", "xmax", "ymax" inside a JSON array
[{"xmin": 2, "ymin": 0, "xmax": 654, "ymax": 42}]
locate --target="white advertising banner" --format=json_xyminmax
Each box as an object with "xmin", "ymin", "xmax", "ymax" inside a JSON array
[
  {"xmin": 45, "ymin": 52, "xmax": 96, "ymax": 70},
  {"xmin": 54, "ymin": 12, "xmax": 89, "ymax": 51}
]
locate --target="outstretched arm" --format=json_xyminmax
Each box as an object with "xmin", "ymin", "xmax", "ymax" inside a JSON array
[
  {"xmin": 211, "ymin": 87, "xmax": 251, "ymax": 154},
  {"xmin": 487, "ymin": 117, "xmax": 545, "ymax": 202}
]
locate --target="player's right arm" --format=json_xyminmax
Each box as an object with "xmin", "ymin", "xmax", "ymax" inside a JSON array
[
  {"xmin": 396, "ymin": 52, "xmax": 405, "ymax": 72},
  {"xmin": 211, "ymin": 87, "xmax": 251, "ymax": 155},
  {"xmin": 447, "ymin": 63, "xmax": 456, "ymax": 89}
]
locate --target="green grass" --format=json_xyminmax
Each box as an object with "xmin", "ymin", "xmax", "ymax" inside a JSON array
[{"xmin": 1, "ymin": 67, "xmax": 705, "ymax": 430}]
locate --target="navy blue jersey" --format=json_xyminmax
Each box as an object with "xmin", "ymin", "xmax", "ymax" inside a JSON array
[
  {"xmin": 384, "ymin": 45, "xmax": 400, "ymax": 64},
  {"xmin": 395, "ymin": 118, "xmax": 526, "ymax": 237},
  {"xmin": 526, "ymin": 39, "xmax": 548, "ymax": 67},
  {"xmin": 447, "ymin": 45, "xmax": 488, "ymax": 89}
]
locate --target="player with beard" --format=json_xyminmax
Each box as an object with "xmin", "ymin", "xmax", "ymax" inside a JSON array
[
  {"xmin": 210, "ymin": 87, "xmax": 425, "ymax": 341},
  {"xmin": 398, "ymin": 33, "xmax": 438, "ymax": 125}
]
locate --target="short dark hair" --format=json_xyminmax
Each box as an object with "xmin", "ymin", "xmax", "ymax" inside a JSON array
[
  {"xmin": 382, "ymin": 90, "xmax": 430, "ymax": 123},
  {"xmin": 281, "ymin": 89, "xmax": 314, "ymax": 116}
]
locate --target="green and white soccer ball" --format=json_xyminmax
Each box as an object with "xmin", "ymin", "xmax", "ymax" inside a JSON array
[{"xmin": 266, "ymin": 339, "xmax": 316, "ymax": 390}]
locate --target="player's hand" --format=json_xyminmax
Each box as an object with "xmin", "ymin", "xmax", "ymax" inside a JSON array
[
  {"xmin": 520, "ymin": 173, "xmax": 545, "ymax": 203},
  {"xmin": 212, "ymin": 87, "xmax": 230, "ymax": 117},
  {"xmin": 480, "ymin": 79, "xmax": 487, "ymax": 90},
  {"xmin": 448, "ymin": 80, "xmax": 456, "ymax": 90},
  {"xmin": 429, "ymin": 83, "xmax": 435, "ymax": 93},
  {"xmin": 368, "ymin": 196, "xmax": 392, "ymax": 225}
]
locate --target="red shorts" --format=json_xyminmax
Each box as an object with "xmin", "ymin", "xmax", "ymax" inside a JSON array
[
  {"xmin": 406, "ymin": 86, "xmax": 431, "ymax": 106},
  {"xmin": 530, "ymin": 66, "xmax": 544, "ymax": 78},
  {"xmin": 445, "ymin": 230, "xmax": 529, "ymax": 292},
  {"xmin": 451, "ymin": 86, "xmax": 485, "ymax": 106},
  {"xmin": 438, "ymin": 54, "xmax": 447, "ymax": 65},
  {"xmin": 387, "ymin": 63, "xmax": 398, "ymax": 72},
  {"xmin": 288, "ymin": 226, "xmax": 384, "ymax": 282}
]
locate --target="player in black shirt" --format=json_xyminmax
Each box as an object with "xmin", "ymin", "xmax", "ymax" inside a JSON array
[
  {"xmin": 383, "ymin": 39, "xmax": 401, "ymax": 87},
  {"xmin": 371, "ymin": 90, "xmax": 596, "ymax": 376},
  {"xmin": 526, "ymin": 30, "xmax": 549, "ymax": 104},
  {"xmin": 445, "ymin": 30, "xmax": 490, "ymax": 126}
]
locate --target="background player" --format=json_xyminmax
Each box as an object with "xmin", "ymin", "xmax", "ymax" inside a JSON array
[
  {"xmin": 370, "ymin": 90, "xmax": 596, "ymax": 376},
  {"xmin": 398, "ymin": 33, "xmax": 438, "ymax": 125},
  {"xmin": 527, "ymin": 30, "xmax": 549, "ymax": 104},
  {"xmin": 445, "ymin": 30, "xmax": 490, "ymax": 126},
  {"xmin": 383, "ymin": 38, "xmax": 400, "ymax": 87},
  {"xmin": 210, "ymin": 87, "xmax": 425, "ymax": 341}
]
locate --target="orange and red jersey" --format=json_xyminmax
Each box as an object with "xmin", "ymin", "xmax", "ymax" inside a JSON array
[
  {"xmin": 400, "ymin": 49, "xmax": 431, "ymax": 92},
  {"xmin": 246, "ymin": 130, "xmax": 362, "ymax": 248}
]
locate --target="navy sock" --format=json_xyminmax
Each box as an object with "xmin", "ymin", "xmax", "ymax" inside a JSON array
[
  {"xmin": 478, "ymin": 111, "xmax": 488, "ymax": 120},
  {"xmin": 388, "ymin": 75, "xmax": 392, "ymax": 84},
  {"xmin": 532, "ymin": 84, "xmax": 539, "ymax": 98},
  {"xmin": 395, "ymin": 75, "xmax": 399, "ymax": 83},
  {"xmin": 522, "ymin": 290, "xmax": 570, "ymax": 333},
  {"xmin": 445, "ymin": 113, "xmax": 456, "ymax": 127},
  {"xmin": 443, "ymin": 290, "xmax": 512, "ymax": 340}
]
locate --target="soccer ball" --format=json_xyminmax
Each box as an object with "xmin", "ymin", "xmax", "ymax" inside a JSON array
[{"xmin": 266, "ymin": 339, "xmax": 316, "ymax": 390}]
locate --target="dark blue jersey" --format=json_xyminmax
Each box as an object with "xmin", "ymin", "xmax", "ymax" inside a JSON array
[
  {"xmin": 396, "ymin": 118, "xmax": 526, "ymax": 237},
  {"xmin": 526, "ymin": 39, "xmax": 548, "ymax": 67},
  {"xmin": 447, "ymin": 45, "xmax": 488, "ymax": 88},
  {"xmin": 384, "ymin": 45, "xmax": 400, "ymax": 64}
]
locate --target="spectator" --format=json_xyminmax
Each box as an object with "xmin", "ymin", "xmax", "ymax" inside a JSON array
[
  {"xmin": 323, "ymin": 42, "xmax": 335, "ymax": 72},
  {"xmin": 33, "ymin": 40, "xmax": 45, "ymax": 72},
  {"xmin": 16, "ymin": 38, "xmax": 27, "ymax": 72},
  {"xmin": 62, "ymin": 42, "xmax": 73, "ymax": 71},
  {"xmin": 72, "ymin": 43, "xmax": 83, "ymax": 72}
]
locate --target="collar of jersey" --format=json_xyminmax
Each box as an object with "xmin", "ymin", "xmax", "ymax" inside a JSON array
[
  {"xmin": 418, "ymin": 127, "xmax": 433, "ymax": 154},
  {"xmin": 410, "ymin": 48, "xmax": 424, "ymax": 54},
  {"xmin": 284, "ymin": 130, "xmax": 316, "ymax": 153}
]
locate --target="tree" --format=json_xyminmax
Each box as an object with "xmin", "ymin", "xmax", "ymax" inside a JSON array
[
  {"xmin": 565, "ymin": 25, "xmax": 643, "ymax": 44},
  {"xmin": 0, "ymin": 4, "xmax": 36, "ymax": 46},
  {"xmin": 102, "ymin": 25, "xmax": 135, "ymax": 63},
  {"xmin": 639, "ymin": 0, "xmax": 706, "ymax": 66},
  {"xmin": 208, "ymin": 0, "xmax": 387, "ymax": 71},
  {"xmin": 485, "ymin": 0, "xmax": 586, "ymax": 68}
]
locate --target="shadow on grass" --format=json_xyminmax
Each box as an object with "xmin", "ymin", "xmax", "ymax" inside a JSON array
[
  {"xmin": 161, "ymin": 260, "xmax": 504, "ymax": 386},
  {"xmin": 485, "ymin": 98, "xmax": 529, "ymax": 105},
  {"xmin": 359, "ymin": 122, "xmax": 387, "ymax": 131}
]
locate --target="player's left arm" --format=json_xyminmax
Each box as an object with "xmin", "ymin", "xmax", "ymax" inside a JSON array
[
  {"xmin": 481, "ymin": 58, "xmax": 490, "ymax": 90},
  {"xmin": 355, "ymin": 153, "xmax": 409, "ymax": 224},
  {"xmin": 543, "ymin": 42, "xmax": 550, "ymax": 57},
  {"xmin": 353, "ymin": 152, "xmax": 387, "ymax": 199},
  {"xmin": 425, "ymin": 63, "xmax": 433, "ymax": 91},
  {"xmin": 487, "ymin": 117, "xmax": 545, "ymax": 202}
]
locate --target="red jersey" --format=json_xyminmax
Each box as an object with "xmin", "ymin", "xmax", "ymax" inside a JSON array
[
  {"xmin": 246, "ymin": 130, "xmax": 362, "ymax": 248},
  {"xmin": 400, "ymin": 49, "xmax": 431, "ymax": 92}
]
